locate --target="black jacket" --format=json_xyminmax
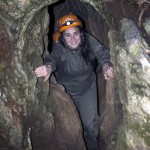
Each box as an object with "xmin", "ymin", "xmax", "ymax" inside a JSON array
[{"xmin": 44, "ymin": 33, "xmax": 111, "ymax": 96}]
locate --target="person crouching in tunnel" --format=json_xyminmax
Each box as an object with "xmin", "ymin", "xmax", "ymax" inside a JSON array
[{"xmin": 35, "ymin": 14, "xmax": 113, "ymax": 150}]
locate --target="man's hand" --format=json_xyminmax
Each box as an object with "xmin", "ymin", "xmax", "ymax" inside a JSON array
[
  {"xmin": 34, "ymin": 65, "xmax": 52, "ymax": 82},
  {"xmin": 102, "ymin": 63, "xmax": 114, "ymax": 80}
]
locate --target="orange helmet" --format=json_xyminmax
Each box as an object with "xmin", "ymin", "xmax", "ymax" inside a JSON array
[
  {"xmin": 58, "ymin": 14, "xmax": 82, "ymax": 32},
  {"xmin": 52, "ymin": 32, "xmax": 60, "ymax": 43}
]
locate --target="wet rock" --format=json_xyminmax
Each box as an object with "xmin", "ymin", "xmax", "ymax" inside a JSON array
[
  {"xmin": 0, "ymin": 1, "xmax": 86, "ymax": 149},
  {"xmin": 109, "ymin": 18, "xmax": 150, "ymax": 150},
  {"xmin": 143, "ymin": 18, "xmax": 150, "ymax": 37}
]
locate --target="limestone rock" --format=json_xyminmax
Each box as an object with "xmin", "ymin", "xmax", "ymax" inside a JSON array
[
  {"xmin": 109, "ymin": 18, "xmax": 150, "ymax": 150},
  {"xmin": 143, "ymin": 18, "xmax": 150, "ymax": 37}
]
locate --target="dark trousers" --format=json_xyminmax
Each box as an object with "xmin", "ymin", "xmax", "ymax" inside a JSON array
[{"xmin": 72, "ymin": 81, "xmax": 100, "ymax": 150}]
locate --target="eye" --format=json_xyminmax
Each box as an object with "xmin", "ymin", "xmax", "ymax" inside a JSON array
[
  {"xmin": 74, "ymin": 31, "xmax": 80, "ymax": 36},
  {"xmin": 64, "ymin": 33, "xmax": 71, "ymax": 37}
]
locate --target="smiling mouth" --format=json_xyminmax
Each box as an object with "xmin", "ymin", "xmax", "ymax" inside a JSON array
[{"xmin": 71, "ymin": 42, "xmax": 78, "ymax": 45}]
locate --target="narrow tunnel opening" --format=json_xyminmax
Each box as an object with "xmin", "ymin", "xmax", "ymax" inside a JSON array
[
  {"xmin": 28, "ymin": 1, "xmax": 119, "ymax": 150},
  {"xmin": 47, "ymin": 0, "xmax": 109, "ymax": 109},
  {"xmin": 48, "ymin": 1, "xmax": 107, "ymax": 109},
  {"xmin": 40, "ymin": 0, "xmax": 116, "ymax": 149}
]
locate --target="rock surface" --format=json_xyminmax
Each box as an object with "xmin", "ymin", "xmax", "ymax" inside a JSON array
[
  {"xmin": 0, "ymin": 0, "xmax": 85, "ymax": 149},
  {"xmin": 108, "ymin": 18, "xmax": 150, "ymax": 150}
]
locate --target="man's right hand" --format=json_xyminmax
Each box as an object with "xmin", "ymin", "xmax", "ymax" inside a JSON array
[{"xmin": 34, "ymin": 65, "xmax": 52, "ymax": 82}]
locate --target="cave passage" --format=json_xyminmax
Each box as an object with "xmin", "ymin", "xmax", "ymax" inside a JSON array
[
  {"xmin": 43, "ymin": 0, "xmax": 115, "ymax": 149},
  {"xmin": 47, "ymin": 0, "xmax": 108, "ymax": 121}
]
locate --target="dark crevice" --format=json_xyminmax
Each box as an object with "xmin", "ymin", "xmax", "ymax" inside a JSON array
[{"xmin": 46, "ymin": 0, "xmax": 113, "ymax": 150}]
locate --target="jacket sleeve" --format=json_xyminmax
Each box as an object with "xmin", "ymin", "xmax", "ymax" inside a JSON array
[
  {"xmin": 43, "ymin": 45, "xmax": 61, "ymax": 72},
  {"xmin": 87, "ymin": 34, "xmax": 112, "ymax": 66}
]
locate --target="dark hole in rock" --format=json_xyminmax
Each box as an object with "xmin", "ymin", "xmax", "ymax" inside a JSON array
[{"xmin": 31, "ymin": 0, "xmax": 118, "ymax": 150}]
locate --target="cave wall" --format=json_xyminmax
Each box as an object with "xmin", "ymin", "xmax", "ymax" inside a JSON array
[
  {"xmin": 31, "ymin": 83, "xmax": 85, "ymax": 150},
  {"xmin": 108, "ymin": 18, "xmax": 150, "ymax": 150},
  {"xmin": 0, "ymin": 0, "xmax": 85, "ymax": 149},
  {"xmin": 0, "ymin": 0, "xmax": 53, "ymax": 149}
]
